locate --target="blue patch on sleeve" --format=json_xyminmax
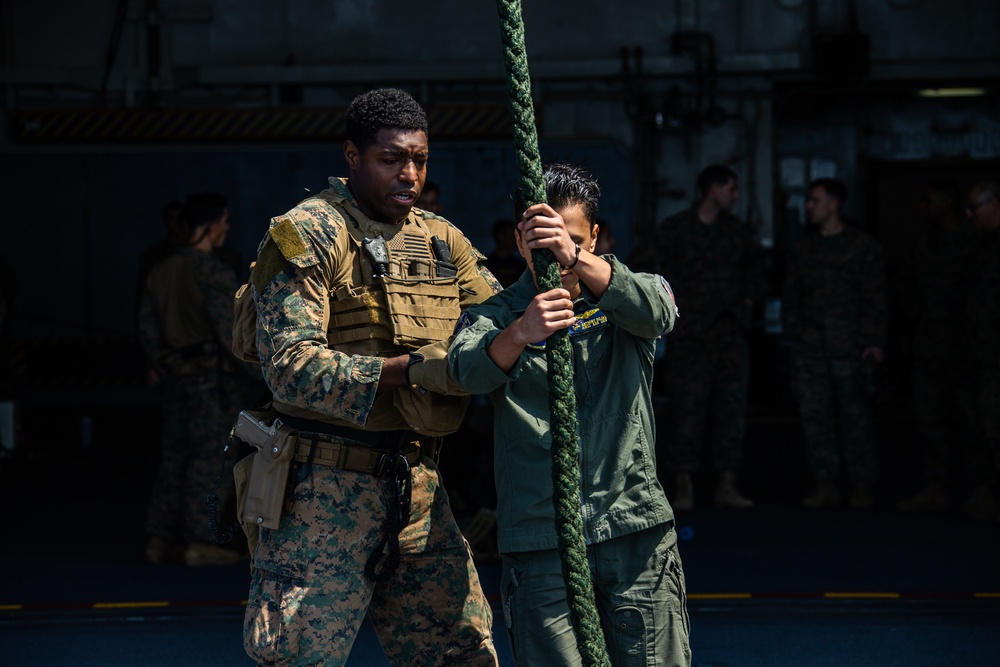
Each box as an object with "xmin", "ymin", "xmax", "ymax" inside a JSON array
[{"xmin": 454, "ymin": 311, "xmax": 473, "ymax": 335}]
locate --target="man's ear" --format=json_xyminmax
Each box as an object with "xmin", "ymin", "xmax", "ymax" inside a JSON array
[
  {"xmin": 344, "ymin": 140, "xmax": 360, "ymax": 171},
  {"xmin": 588, "ymin": 223, "xmax": 600, "ymax": 253},
  {"xmin": 513, "ymin": 228, "xmax": 526, "ymax": 259}
]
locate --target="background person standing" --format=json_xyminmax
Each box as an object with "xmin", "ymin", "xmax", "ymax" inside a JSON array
[
  {"xmin": 139, "ymin": 191, "xmax": 247, "ymax": 566},
  {"xmin": 895, "ymin": 180, "xmax": 982, "ymax": 514},
  {"xmin": 783, "ymin": 178, "xmax": 887, "ymax": 510},
  {"xmin": 962, "ymin": 181, "xmax": 1000, "ymax": 523},
  {"xmin": 633, "ymin": 164, "xmax": 765, "ymax": 510}
]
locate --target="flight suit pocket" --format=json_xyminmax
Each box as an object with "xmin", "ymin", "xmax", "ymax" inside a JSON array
[{"xmin": 611, "ymin": 605, "xmax": 648, "ymax": 665}]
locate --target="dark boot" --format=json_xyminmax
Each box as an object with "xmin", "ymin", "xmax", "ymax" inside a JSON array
[{"xmin": 802, "ymin": 481, "xmax": 840, "ymax": 509}]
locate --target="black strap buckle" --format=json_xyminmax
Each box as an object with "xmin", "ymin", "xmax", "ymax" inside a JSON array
[
  {"xmin": 363, "ymin": 452, "xmax": 413, "ymax": 583},
  {"xmin": 373, "ymin": 451, "xmax": 410, "ymax": 477},
  {"xmin": 393, "ymin": 456, "xmax": 412, "ymax": 523}
]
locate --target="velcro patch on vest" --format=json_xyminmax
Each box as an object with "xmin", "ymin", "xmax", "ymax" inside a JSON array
[
  {"xmin": 269, "ymin": 217, "xmax": 310, "ymax": 262},
  {"xmin": 526, "ymin": 308, "xmax": 608, "ymax": 350}
]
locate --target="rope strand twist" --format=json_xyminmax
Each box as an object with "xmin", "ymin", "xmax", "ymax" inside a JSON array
[{"xmin": 495, "ymin": 2, "xmax": 611, "ymax": 664}]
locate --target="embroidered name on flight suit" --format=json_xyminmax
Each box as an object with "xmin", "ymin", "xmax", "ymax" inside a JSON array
[{"xmin": 525, "ymin": 308, "xmax": 608, "ymax": 351}]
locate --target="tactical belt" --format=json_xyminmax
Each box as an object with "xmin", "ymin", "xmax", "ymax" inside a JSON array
[
  {"xmin": 277, "ymin": 412, "xmax": 442, "ymax": 474},
  {"xmin": 278, "ymin": 413, "xmax": 415, "ymax": 447},
  {"xmin": 292, "ymin": 437, "xmax": 441, "ymax": 474}
]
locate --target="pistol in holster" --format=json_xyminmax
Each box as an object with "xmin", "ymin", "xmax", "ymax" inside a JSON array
[{"xmin": 234, "ymin": 409, "xmax": 299, "ymax": 531}]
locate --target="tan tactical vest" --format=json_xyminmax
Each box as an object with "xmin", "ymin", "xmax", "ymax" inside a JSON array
[
  {"xmin": 232, "ymin": 191, "xmax": 470, "ymax": 436},
  {"xmin": 318, "ymin": 192, "xmax": 461, "ymax": 357}
]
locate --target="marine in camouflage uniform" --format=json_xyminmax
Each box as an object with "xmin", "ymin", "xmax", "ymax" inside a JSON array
[
  {"xmin": 240, "ymin": 89, "xmax": 500, "ymax": 666},
  {"xmin": 139, "ymin": 192, "xmax": 248, "ymax": 566},
  {"xmin": 633, "ymin": 165, "xmax": 765, "ymax": 510},
  {"xmin": 896, "ymin": 181, "xmax": 984, "ymax": 513},
  {"xmin": 782, "ymin": 179, "xmax": 887, "ymax": 509},
  {"xmin": 963, "ymin": 182, "xmax": 1000, "ymax": 522}
]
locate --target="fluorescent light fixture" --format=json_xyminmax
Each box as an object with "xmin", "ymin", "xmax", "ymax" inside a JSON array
[{"xmin": 917, "ymin": 87, "xmax": 987, "ymax": 98}]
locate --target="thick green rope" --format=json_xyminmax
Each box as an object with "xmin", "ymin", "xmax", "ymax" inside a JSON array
[{"xmin": 495, "ymin": 2, "xmax": 611, "ymax": 665}]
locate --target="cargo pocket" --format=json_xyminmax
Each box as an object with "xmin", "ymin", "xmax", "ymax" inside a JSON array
[
  {"xmin": 243, "ymin": 566, "xmax": 303, "ymax": 665},
  {"xmin": 611, "ymin": 605, "xmax": 648, "ymax": 665}
]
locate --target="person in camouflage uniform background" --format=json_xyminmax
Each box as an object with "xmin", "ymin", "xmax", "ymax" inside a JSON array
[
  {"xmin": 240, "ymin": 88, "xmax": 500, "ymax": 667},
  {"xmin": 962, "ymin": 182, "xmax": 1000, "ymax": 523},
  {"xmin": 895, "ymin": 180, "xmax": 987, "ymax": 515},
  {"xmin": 783, "ymin": 178, "xmax": 887, "ymax": 510},
  {"xmin": 632, "ymin": 164, "xmax": 765, "ymax": 511},
  {"xmin": 139, "ymin": 192, "xmax": 250, "ymax": 567}
]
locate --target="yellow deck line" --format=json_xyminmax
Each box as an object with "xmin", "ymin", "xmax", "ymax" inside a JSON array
[
  {"xmin": 92, "ymin": 601, "xmax": 170, "ymax": 609},
  {"xmin": 0, "ymin": 604, "xmax": 23, "ymax": 611},
  {"xmin": 974, "ymin": 593, "xmax": 1000, "ymax": 598}
]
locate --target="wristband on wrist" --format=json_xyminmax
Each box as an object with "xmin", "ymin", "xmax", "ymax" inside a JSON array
[{"xmin": 562, "ymin": 243, "xmax": 581, "ymax": 270}]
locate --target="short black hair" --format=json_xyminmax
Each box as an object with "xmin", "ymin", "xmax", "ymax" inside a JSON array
[
  {"xmin": 345, "ymin": 88, "xmax": 428, "ymax": 151},
  {"xmin": 181, "ymin": 192, "xmax": 228, "ymax": 229},
  {"xmin": 542, "ymin": 162, "xmax": 601, "ymax": 227},
  {"xmin": 697, "ymin": 164, "xmax": 737, "ymax": 198},
  {"xmin": 809, "ymin": 178, "xmax": 848, "ymax": 204},
  {"xmin": 422, "ymin": 180, "xmax": 440, "ymax": 196}
]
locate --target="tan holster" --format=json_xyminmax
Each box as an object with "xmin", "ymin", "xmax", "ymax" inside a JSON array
[
  {"xmin": 231, "ymin": 406, "xmax": 446, "ymax": 564},
  {"xmin": 232, "ymin": 409, "xmax": 298, "ymax": 562}
]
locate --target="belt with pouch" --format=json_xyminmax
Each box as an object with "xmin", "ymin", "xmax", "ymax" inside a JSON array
[{"xmin": 277, "ymin": 413, "xmax": 442, "ymax": 475}]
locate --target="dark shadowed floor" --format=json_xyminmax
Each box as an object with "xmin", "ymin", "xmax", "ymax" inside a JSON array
[{"xmin": 1, "ymin": 398, "xmax": 999, "ymax": 666}]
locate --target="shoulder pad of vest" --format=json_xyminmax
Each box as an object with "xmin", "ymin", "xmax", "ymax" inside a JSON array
[
  {"xmin": 414, "ymin": 207, "xmax": 443, "ymax": 222},
  {"xmin": 418, "ymin": 210, "xmax": 467, "ymax": 237},
  {"xmin": 469, "ymin": 244, "xmax": 487, "ymax": 262}
]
